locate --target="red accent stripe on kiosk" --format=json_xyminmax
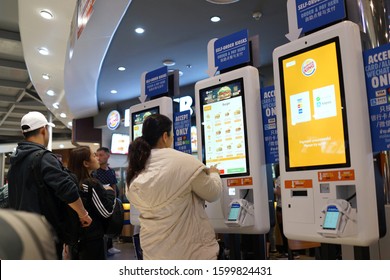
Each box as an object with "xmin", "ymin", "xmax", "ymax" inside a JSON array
[
  {"xmin": 285, "ymin": 180, "xmax": 312, "ymax": 189},
  {"xmin": 227, "ymin": 177, "xmax": 253, "ymax": 187},
  {"xmin": 318, "ymin": 170, "xmax": 355, "ymax": 182}
]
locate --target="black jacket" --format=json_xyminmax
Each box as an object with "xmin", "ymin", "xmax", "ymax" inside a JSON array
[
  {"xmin": 7, "ymin": 141, "xmax": 81, "ymax": 243},
  {"xmin": 79, "ymin": 178, "xmax": 116, "ymax": 241}
]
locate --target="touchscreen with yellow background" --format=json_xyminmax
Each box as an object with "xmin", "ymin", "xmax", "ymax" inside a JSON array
[{"xmin": 280, "ymin": 38, "xmax": 349, "ymax": 170}]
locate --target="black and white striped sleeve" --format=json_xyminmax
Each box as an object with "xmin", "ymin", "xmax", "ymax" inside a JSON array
[{"xmin": 82, "ymin": 183, "xmax": 115, "ymax": 218}]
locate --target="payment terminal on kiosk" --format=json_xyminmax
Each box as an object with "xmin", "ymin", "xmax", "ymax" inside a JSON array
[
  {"xmin": 273, "ymin": 21, "xmax": 379, "ymax": 246},
  {"xmin": 129, "ymin": 97, "xmax": 173, "ymax": 226},
  {"xmin": 195, "ymin": 66, "xmax": 269, "ymax": 234}
]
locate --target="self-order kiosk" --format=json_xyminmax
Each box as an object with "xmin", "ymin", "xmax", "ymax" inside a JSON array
[
  {"xmin": 129, "ymin": 97, "xmax": 173, "ymax": 226},
  {"xmin": 195, "ymin": 66, "xmax": 270, "ymax": 234},
  {"xmin": 273, "ymin": 21, "xmax": 379, "ymax": 246}
]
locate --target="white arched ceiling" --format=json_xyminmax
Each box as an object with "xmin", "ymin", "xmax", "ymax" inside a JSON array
[{"xmin": 18, "ymin": 0, "xmax": 132, "ymax": 126}]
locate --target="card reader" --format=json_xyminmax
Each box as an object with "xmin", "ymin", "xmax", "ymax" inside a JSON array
[
  {"xmin": 225, "ymin": 198, "xmax": 254, "ymax": 227},
  {"xmin": 318, "ymin": 199, "xmax": 351, "ymax": 238}
]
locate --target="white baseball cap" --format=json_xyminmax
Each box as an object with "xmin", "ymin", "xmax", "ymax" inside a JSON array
[{"xmin": 21, "ymin": 111, "xmax": 55, "ymax": 133}]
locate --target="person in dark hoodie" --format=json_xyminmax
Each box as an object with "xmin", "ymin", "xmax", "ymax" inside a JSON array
[{"xmin": 7, "ymin": 111, "xmax": 92, "ymax": 259}]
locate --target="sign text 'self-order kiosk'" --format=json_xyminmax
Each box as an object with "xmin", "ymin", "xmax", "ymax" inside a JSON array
[
  {"xmin": 195, "ymin": 66, "xmax": 270, "ymax": 234},
  {"xmin": 273, "ymin": 21, "xmax": 379, "ymax": 246},
  {"xmin": 129, "ymin": 96, "xmax": 173, "ymax": 226}
]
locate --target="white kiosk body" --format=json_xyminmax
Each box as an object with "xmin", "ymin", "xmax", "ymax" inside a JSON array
[
  {"xmin": 273, "ymin": 21, "xmax": 379, "ymax": 246},
  {"xmin": 195, "ymin": 66, "xmax": 270, "ymax": 234},
  {"xmin": 129, "ymin": 96, "xmax": 173, "ymax": 226}
]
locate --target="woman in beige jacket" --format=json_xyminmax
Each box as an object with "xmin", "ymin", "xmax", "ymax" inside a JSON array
[{"xmin": 126, "ymin": 114, "xmax": 222, "ymax": 260}]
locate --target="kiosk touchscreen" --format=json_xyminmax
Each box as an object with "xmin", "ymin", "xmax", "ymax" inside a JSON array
[
  {"xmin": 195, "ymin": 66, "xmax": 269, "ymax": 234},
  {"xmin": 129, "ymin": 97, "xmax": 173, "ymax": 226},
  {"xmin": 273, "ymin": 21, "xmax": 379, "ymax": 246}
]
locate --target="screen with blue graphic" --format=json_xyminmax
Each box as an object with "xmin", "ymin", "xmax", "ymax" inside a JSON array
[
  {"xmin": 228, "ymin": 203, "xmax": 241, "ymax": 221},
  {"xmin": 323, "ymin": 205, "xmax": 340, "ymax": 230}
]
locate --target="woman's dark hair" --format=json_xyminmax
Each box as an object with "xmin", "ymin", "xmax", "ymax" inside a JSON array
[
  {"xmin": 126, "ymin": 114, "xmax": 172, "ymax": 185},
  {"xmin": 68, "ymin": 145, "xmax": 93, "ymax": 188}
]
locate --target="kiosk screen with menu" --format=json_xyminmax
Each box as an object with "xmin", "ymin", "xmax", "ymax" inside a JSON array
[
  {"xmin": 111, "ymin": 133, "xmax": 130, "ymax": 155},
  {"xmin": 279, "ymin": 37, "xmax": 350, "ymax": 171},
  {"xmin": 131, "ymin": 107, "xmax": 159, "ymax": 140},
  {"xmin": 199, "ymin": 78, "xmax": 249, "ymax": 177}
]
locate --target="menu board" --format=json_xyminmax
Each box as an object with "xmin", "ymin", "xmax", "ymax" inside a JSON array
[
  {"xmin": 199, "ymin": 78, "xmax": 249, "ymax": 177},
  {"xmin": 131, "ymin": 107, "xmax": 159, "ymax": 140},
  {"xmin": 111, "ymin": 133, "xmax": 130, "ymax": 155}
]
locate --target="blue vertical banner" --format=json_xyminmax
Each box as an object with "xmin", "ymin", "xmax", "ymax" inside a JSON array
[
  {"xmin": 296, "ymin": 0, "xmax": 346, "ymax": 34},
  {"xmin": 145, "ymin": 66, "xmax": 168, "ymax": 98},
  {"xmin": 214, "ymin": 29, "xmax": 250, "ymax": 72},
  {"xmin": 260, "ymin": 86, "xmax": 279, "ymax": 164},
  {"xmin": 174, "ymin": 110, "xmax": 192, "ymax": 154},
  {"xmin": 363, "ymin": 43, "xmax": 390, "ymax": 152}
]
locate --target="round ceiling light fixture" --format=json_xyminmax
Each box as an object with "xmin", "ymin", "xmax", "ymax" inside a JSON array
[
  {"xmin": 40, "ymin": 10, "xmax": 53, "ymax": 19},
  {"xmin": 206, "ymin": 0, "xmax": 239, "ymax": 4},
  {"xmin": 46, "ymin": 90, "xmax": 55, "ymax": 96},
  {"xmin": 38, "ymin": 47, "xmax": 49, "ymax": 55},
  {"xmin": 42, "ymin": 73, "xmax": 50, "ymax": 80},
  {"xmin": 135, "ymin": 27, "xmax": 145, "ymax": 34},
  {"xmin": 210, "ymin": 16, "xmax": 221, "ymax": 22},
  {"xmin": 163, "ymin": 59, "xmax": 175, "ymax": 66}
]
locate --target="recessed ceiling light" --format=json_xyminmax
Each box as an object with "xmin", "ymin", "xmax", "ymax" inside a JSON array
[
  {"xmin": 179, "ymin": 71, "xmax": 184, "ymax": 76},
  {"xmin": 59, "ymin": 144, "xmax": 65, "ymax": 149},
  {"xmin": 38, "ymin": 47, "xmax": 49, "ymax": 55},
  {"xmin": 42, "ymin": 73, "xmax": 50, "ymax": 80},
  {"xmin": 163, "ymin": 59, "xmax": 175, "ymax": 66},
  {"xmin": 118, "ymin": 66, "xmax": 126, "ymax": 71},
  {"xmin": 206, "ymin": 0, "xmax": 240, "ymax": 4},
  {"xmin": 135, "ymin": 27, "xmax": 145, "ymax": 34},
  {"xmin": 111, "ymin": 90, "xmax": 117, "ymax": 94},
  {"xmin": 210, "ymin": 16, "xmax": 221, "ymax": 22},
  {"xmin": 40, "ymin": 10, "xmax": 53, "ymax": 19},
  {"xmin": 60, "ymin": 113, "xmax": 67, "ymax": 118},
  {"xmin": 46, "ymin": 90, "xmax": 55, "ymax": 96},
  {"xmin": 68, "ymin": 121, "xmax": 73, "ymax": 127},
  {"xmin": 53, "ymin": 102, "xmax": 59, "ymax": 109}
]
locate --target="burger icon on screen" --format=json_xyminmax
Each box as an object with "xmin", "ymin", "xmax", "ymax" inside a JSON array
[
  {"xmin": 143, "ymin": 111, "xmax": 152, "ymax": 121},
  {"xmin": 217, "ymin": 86, "xmax": 232, "ymax": 100}
]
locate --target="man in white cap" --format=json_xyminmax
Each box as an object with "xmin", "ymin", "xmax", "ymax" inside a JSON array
[{"xmin": 7, "ymin": 111, "xmax": 92, "ymax": 259}]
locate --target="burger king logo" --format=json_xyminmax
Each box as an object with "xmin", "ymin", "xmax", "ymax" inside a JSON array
[
  {"xmin": 302, "ymin": 59, "xmax": 316, "ymax": 77},
  {"xmin": 107, "ymin": 110, "xmax": 120, "ymax": 130}
]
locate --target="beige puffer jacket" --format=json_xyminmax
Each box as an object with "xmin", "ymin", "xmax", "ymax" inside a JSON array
[{"xmin": 127, "ymin": 148, "xmax": 222, "ymax": 260}]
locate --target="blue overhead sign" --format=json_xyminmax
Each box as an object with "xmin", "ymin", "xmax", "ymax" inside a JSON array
[
  {"xmin": 363, "ymin": 43, "xmax": 390, "ymax": 152},
  {"xmin": 214, "ymin": 29, "xmax": 250, "ymax": 72},
  {"xmin": 296, "ymin": 0, "xmax": 346, "ymax": 34},
  {"xmin": 174, "ymin": 110, "xmax": 191, "ymax": 154},
  {"xmin": 260, "ymin": 86, "xmax": 279, "ymax": 164},
  {"xmin": 145, "ymin": 66, "xmax": 168, "ymax": 98}
]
